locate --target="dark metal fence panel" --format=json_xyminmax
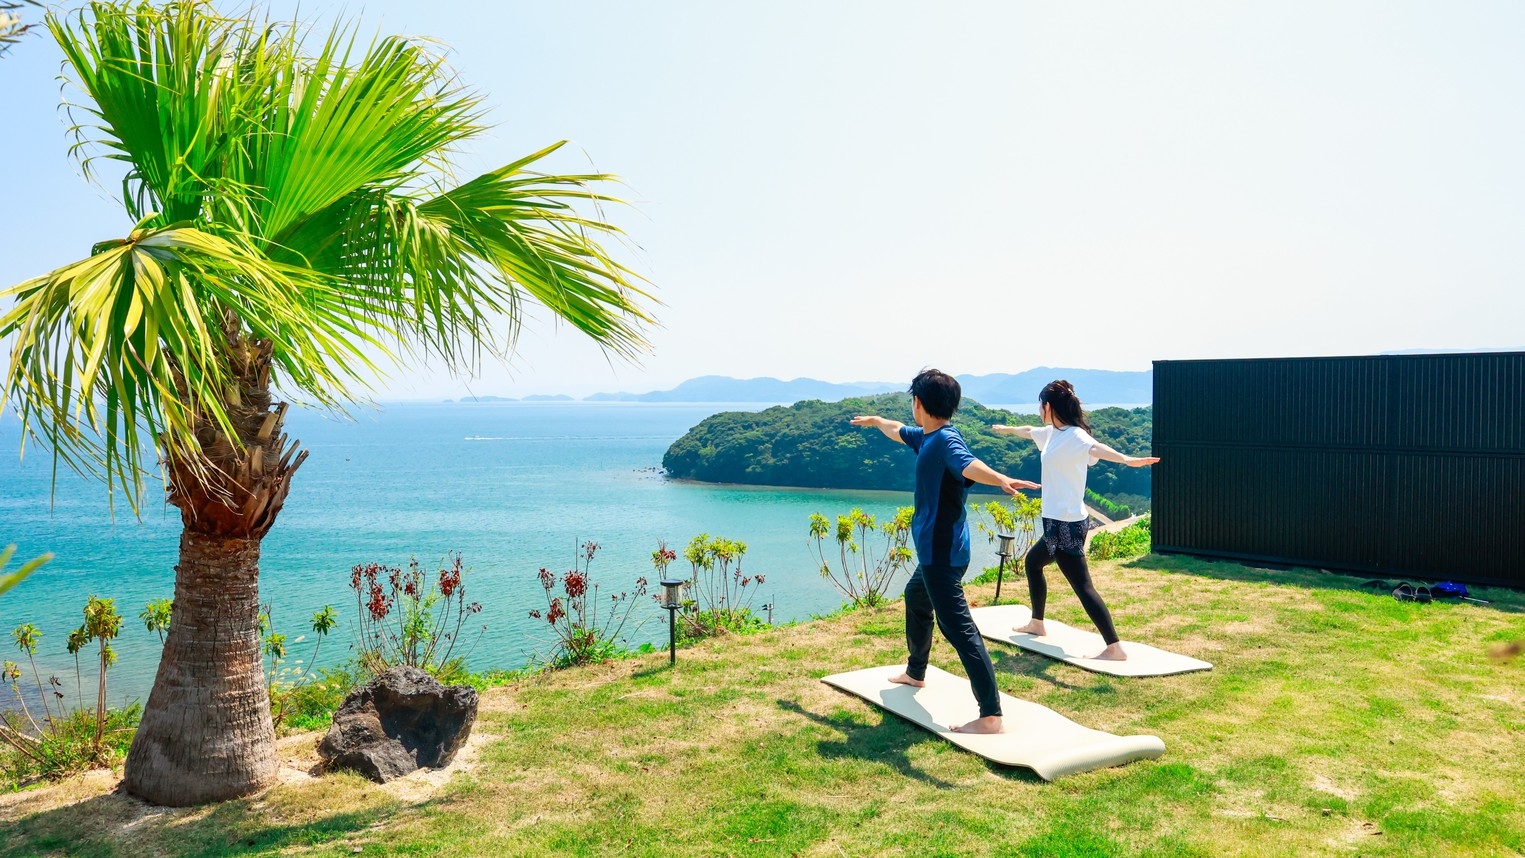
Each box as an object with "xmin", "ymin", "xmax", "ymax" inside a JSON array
[{"xmin": 1152, "ymin": 352, "xmax": 1525, "ymax": 588}]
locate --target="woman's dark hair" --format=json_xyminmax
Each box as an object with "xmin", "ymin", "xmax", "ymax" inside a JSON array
[
  {"xmin": 1039, "ymin": 379, "xmax": 1090, "ymax": 432},
  {"xmin": 909, "ymin": 369, "xmax": 961, "ymax": 419}
]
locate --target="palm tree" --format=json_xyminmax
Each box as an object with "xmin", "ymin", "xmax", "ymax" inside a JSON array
[{"xmin": 1, "ymin": 0, "xmax": 654, "ymax": 805}]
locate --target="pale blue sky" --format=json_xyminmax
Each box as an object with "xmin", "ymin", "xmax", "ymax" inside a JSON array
[{"xmin": 4, "ymin": 2, "xmax": 1523, "ymax": 399}]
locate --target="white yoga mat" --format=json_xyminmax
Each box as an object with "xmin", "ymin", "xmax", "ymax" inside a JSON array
[
  {"xmin": 971, "ymin": 604, "xmax": 1213, "ymax": 677},
  {"xmin": 820, "ymin": 664, "xmax": 1165, "ymax": 780}
]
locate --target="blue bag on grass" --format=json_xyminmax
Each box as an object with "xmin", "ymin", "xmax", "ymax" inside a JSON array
[{"xmin": 1432, "ymin": 581, "xmax": 1469, "ymax": 599}]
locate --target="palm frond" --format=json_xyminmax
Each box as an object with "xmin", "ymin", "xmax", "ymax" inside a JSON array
[
  {"xmin": 10, "ymin": 0, "xmax": 657, "ymax": 509},
  {"xmin": 0, "ymin": 222, "xmax": 382, "ymax": 509},
  {"xmin": 416, "ymin": 143, "xmax": 657, "ymax": 361}
]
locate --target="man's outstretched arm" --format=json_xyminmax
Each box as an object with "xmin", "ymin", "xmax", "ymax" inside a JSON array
[
  {"xmin": 850, "ymin": 415, "xmax": 906, "ymax": 442},
  {"xmin": 963, "ymin": 459, "xmax": 1040, "ymax": 496}
]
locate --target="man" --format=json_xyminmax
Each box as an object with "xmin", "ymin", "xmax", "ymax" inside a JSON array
[{"xmin": 851, "ymin": 369, "xmax": 1038, "ymax": 734}]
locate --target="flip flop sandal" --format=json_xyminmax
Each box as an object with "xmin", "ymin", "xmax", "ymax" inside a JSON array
[{"xmin": 1393, "ymin": 583, "xmax": 1416, "ymax": 601}]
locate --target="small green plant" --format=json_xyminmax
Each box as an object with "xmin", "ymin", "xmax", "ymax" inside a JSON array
[
  {"xmin": 9, "ymin": 623, "xmax": 56, "ymax": 732},
  {"xmin": 0, "ymin": 705, "xmax": 141, "ymax": 788},
  {"xmin": 966, "ymin": 493, "xmax": 1042, "ymax": 585},
  {"xmin": 350, "ymin": 553, "xmax": 486, "ymax": 678},
  {"xmin": 1088, "ymin": 515, "xmax": 1152, "ymax": 561},
  {"xmin": 0, "ymin": 595, "xmax": 129, "ymax": 784},
  {"xmin": 273, "ymin": 663, "xmax": 363, "ymax": 733},
  {"xmin": 139, "ymin": 598, "xmax": 172, "ymax": 644},
  {"xmin": 260, "ymin": 603, "xmax": 341, "ymax": 731},
  {"xmin": 808, "ymin": 507, "xmax": 914, "ymax": 609},
  {"xmin": 79, "ymin": 596, "xmax": 122, "ymax": 752},
  {"xmin": 529, "ymin": 541, "xmax": 648, "ymax": 668},
  {"xmin": 676, "ymin": 534, "xmax": 767, "ymax": 642}
]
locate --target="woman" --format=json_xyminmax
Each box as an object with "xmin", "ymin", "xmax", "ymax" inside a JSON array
[{"xmin": 991, "ymin": 380, "xmax": 1158, "ymax": 660}]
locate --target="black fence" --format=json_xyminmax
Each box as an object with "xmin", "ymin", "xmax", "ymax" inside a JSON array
[{"xmin": 1152, "ymin": 352, "xmax": 1525, "ymax": 588}]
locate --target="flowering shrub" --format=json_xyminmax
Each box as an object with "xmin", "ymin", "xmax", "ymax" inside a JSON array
[
  {"xmin": 675, "ymin": 534, "xmax": 766, "ymax": 641},
  {"xmin": 529, "ymin": 541, "xmax": 647, "ymax": 668},
  {"xmin": 349, "ymin": 553, "xmax": 484, "ymax": 678},
  {"xmin": 808, "ymin": 507, "xmax": 914, "ymax": 608}
]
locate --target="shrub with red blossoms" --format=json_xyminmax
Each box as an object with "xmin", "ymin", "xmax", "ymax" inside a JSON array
[
  {"xmin": 348, "ymin": 552, "xmax": 484, "ymax": 677},
  {"xmin": 529, "ymin": 541, "xmax": 647, "ymax": 668}
]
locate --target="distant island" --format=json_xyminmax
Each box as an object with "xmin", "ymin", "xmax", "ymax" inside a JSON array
[
  {"xmin": 587, "ymin": 368, "xmax": 1152, "ymax": 404},
  {"xmin": 663, "ymin": 393, "xmax": 1154, "ymax": 515}
]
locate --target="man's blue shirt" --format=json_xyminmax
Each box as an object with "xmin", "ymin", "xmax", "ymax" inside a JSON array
[{"xmin": 899, "ymin": 424, "xmax": 977, "ymax": 567}]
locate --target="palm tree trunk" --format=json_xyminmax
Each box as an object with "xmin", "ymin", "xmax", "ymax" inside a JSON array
[
  {"xmin": 122, "ymin": 531, "xmax": 277, "ymax": 805},
  {"xmin": 122, "ymin": 326, "xmax": 303, "ymax": 806}
]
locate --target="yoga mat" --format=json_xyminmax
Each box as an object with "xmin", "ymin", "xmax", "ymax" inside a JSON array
[
  {"xmin": 820, "ymin": 664, "xmax": 1165, "ymax": 780},
  {"xmin": 971, "ymin": 604, "xmax": 1213, "ymax": 677}
]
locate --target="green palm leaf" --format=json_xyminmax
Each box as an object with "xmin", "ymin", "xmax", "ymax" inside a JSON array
[{"xmin": 5, "ymin": 0, "xmax": 656, "ymax": 510}]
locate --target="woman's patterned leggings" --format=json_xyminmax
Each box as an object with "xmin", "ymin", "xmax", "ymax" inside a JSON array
[{"xmin": 1024, "ymin": 535, "xmax": 1121, "ymax": 645}]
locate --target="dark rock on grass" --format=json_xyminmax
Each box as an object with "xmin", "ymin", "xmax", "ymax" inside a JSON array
[{"xmin": 318, "ymin": 666, "xmax": 478, "ymax": 783}]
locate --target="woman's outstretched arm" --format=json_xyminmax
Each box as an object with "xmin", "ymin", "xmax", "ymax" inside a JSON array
[{"xmin": 1090, "ymin": 441, "xmax": 1160, "ymax": 467}]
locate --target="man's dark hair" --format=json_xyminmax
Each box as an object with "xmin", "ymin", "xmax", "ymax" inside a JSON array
[{"xmin": 909, "ymin": 369, "xmax": 961, "ymax": 419}]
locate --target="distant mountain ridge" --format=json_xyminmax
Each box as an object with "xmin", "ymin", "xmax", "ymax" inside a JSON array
[
  {"xmin": 585, "ymin": 368, "xmax": 1152, "ymax": 405},
  {"xmin": 584, "ymin": 375, "xmax": 900, "ymax": 403}
]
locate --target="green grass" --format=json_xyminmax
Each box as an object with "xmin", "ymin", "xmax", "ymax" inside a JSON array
[{"xmin": 2, "ymin": 556, "xmax": 1522, "ymax": 857}]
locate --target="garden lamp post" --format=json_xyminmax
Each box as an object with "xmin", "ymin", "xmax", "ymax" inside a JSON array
[
  {"xmin": 994, "ymin": 533, "xmax": 1016, "ymax": 605},
  {"xmin": 660, "ymin": 576, "xmax": 684, "ymax": 665}
]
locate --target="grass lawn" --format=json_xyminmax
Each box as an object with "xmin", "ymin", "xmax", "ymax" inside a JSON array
[{"xmin": 1, "ymin": 555, "xmax": 1522, "ymax": 857}]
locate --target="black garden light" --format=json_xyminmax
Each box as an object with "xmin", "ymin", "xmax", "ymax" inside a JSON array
[
  {"xmin": 659, "ymin": 576, "xmax": 685, "ymax": 665},
  {"xmin": 993, "ymin": 532, "xmax": 1016, "ymax": 605}
]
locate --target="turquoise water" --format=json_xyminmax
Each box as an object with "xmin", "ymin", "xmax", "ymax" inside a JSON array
[{"xmin": 0, "ymin": 402, "xmax": 985, "ymax": 706}]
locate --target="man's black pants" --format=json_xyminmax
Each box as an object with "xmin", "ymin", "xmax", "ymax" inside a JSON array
[{"xmin": 903, "ymin": 563, "xmax": 1002, "ymax": 718}]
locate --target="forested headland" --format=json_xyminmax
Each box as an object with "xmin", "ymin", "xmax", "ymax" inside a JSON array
[{"xmin": 663, "ymin": 393, "xmax": 1153, "ymax": 513}]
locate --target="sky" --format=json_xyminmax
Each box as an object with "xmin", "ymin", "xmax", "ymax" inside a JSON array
[{"xmin": 3, "ymin": 1, "xmax": 1524, "ymax": 399}]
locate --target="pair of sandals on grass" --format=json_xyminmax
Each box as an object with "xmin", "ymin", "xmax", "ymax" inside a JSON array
[{"xmin": 1361, "ymin": 579, "xmax": 1434, "ymax": 602}]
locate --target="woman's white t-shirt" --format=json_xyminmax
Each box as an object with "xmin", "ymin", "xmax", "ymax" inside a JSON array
[{"xmin": 1030, "ymin": 425, "xmax": 1098, "ymax": 522}]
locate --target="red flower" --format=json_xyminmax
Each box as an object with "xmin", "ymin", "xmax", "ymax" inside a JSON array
[
  {"xmin": 538, "ymin": 568, "xmax": 555, "ymax": 591},
  {"xmin": 367, "ymin": 583, "xmax": 392, "ymax": 621},
  {"xmin": 439, "ymin": 566, "xmax": 461, "ymax": 598},
  {"xmin": 564, "ymin": 570, "xmax": 587, "ymax": 599}
]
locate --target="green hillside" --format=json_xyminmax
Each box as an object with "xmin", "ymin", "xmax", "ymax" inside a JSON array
[{"xmin": 663, "ymin": 393, "xmax": 1153, "ymax": 509}]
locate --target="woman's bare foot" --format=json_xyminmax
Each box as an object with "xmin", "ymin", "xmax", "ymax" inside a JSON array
[
  {"xmin": 951, "ymin": 715, "xmax": 1005, "ymax": 734},
  {"xmin": 1013, "ymin": 619, "xmax": 1047, "ymax": 636},
  {"xmin": 1091, "ymin": 642, "xmax": 1127, "ymax": 661},
  {"xmin": 888, "ymin": 672, "xmax": 926, "ymax": 687}
]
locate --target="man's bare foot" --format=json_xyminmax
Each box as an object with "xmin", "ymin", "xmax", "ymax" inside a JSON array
[
  {"xmin": 888, "ymin": 672, "xmax": 926, "ymax": 687},
  {"xmin": 1013, "ymin": 619, "xmax": 1047, "ymax": 636},
  {"xmin": 951, "ymin": 715, "xmax": 1005, "ymax": 734},
  {"xmin": 1091, "ymin": 642, "xmax": 1127, "ymax": 661}
]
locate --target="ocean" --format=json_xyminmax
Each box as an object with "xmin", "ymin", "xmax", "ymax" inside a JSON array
[{"xmin": 0, "ymin": 401, "xmax": 1013, "ymax": 706}]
